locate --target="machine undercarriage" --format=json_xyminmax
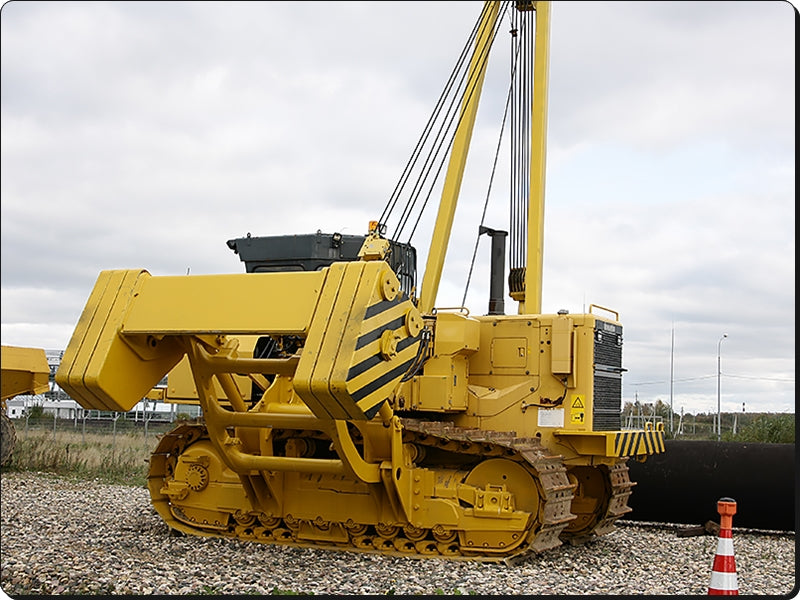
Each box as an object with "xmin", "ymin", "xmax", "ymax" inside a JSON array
[{"xmin": 148, "ymin": 419, "xmax": 635, "ymax": 563}]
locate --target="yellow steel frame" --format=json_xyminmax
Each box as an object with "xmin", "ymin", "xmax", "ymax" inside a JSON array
[
  {"xmin": 1, "ymin": 345, "xmax": 50, "ymax": 401},
  {"xmin": 520, "ymin": 0, "xmax": 551, "ymax": 315},
  {"xmin": 556, "ymin": 422, "xmax": 667, "ymax": 458},
  {"xmin": 416, "ymin": 1, "xmax": 551, "ymax": 315},
  {"xmin": 54, "ymin": 262, "xmax": 427, "ymax": 515}
]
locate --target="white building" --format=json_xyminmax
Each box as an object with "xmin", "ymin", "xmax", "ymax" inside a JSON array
[
  {"xmin": 3, "ymin": 349, "xmax": 201, "ymax": 422},
  {"xmin": 4, "ymin": 394, "xmax": 200, "ymax": 422}
]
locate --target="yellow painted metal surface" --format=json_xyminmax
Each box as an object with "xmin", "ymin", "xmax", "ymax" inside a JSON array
[
  {"xmin": 123, "ymin": 271, "xmax": 325, "ymax": 335},
  {"xmin": 158, "ymin": 336, "xmax": 260, "ymax": 404},
  {"xmin": 520, "ymin": 0, "xmax": 551, "ymax": 314},
  {"xmin": 555, "ymin": 424, "xmax": 667, "ymax": 458},
  {"xmin": 1, "ymin": 345, "xmax": 50, "ymax": 467},
  {"xmin": 293, "ymin": 261, "xmax": 422, "ymax": 421},
  {"xmin": 56, "ymin": 270, "xmax": 187, "ymax": 412},
  {"xmin": 409, "ymin": 311, "xmax": 666, "ymax": 460},
  {"xmin": 1, "ymin": 345, "xmax": 50, "ymax": 401}
]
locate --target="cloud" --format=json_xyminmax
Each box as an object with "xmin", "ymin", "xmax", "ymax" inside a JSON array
[{"xmin": 1, "ymin": 1, "xmax": 794, "ymax": 417}]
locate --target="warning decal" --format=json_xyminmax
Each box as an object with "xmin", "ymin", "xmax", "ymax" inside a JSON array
[{"xmin": 570, "ymin": 394, "xmax": 585, "ymax": 424}]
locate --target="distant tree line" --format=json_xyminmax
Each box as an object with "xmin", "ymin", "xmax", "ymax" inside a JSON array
[{"xmin": 622, "ymin": 400, "xmax": 794, "ymax": 443}]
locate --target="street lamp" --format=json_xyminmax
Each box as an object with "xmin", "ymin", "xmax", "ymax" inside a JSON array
[{"xmin": 717, "ymin": 333, "xmax": 727, "ymax": 441}]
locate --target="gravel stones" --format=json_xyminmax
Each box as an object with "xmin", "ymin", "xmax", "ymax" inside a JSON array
[{"xmin": 1, "ymin": 471, "xmax": 796, "ymax": 596}]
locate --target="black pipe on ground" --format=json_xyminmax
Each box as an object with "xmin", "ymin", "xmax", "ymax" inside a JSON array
[{"xmin": 626, "ymin": 440, "xmax": 796, "ymax": 532}]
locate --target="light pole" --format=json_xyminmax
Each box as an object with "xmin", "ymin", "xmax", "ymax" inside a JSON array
[
  {"xmin": 669, "ymin": 324, "xmax": 674, "ymax": 435},
  {"xmin": 717, "ymin": 333, "xmax": 727, "ymax": 441}
]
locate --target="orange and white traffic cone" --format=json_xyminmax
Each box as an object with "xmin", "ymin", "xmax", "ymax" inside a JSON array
[{"xmin": 708, "ymin": 497, "xmax": 738, "ymax": 595}]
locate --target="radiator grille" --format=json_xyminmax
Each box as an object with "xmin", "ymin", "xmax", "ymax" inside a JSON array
[{"xmin": 593, "ymin": 321, "xmax": 623, "ymax": 431}]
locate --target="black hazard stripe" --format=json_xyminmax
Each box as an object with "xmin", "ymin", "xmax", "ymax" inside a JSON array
[
  {"xmin": 633, "ymin": 432, "xmax": 644, "ymax": 455},
  {"xmin": 642, "ymin": 430, "xmax": 653, "ymax": 454},
  {"xmin": 364, "ymin": 298, "xmax": 403, "ymax": 320},
  {"xmin": 348, "ymin": 335, "xmax": 420, "ymax": 380},
  {"xmin": 652, "ymin": 430, "xmax": 665, "ymax": 452},
  {"xmin": 613, "ymin": 432, "xmax": 626, "ymax": 456},
  {"xmin": 615, "ymin": 430, "xmax": 665, "ymax": 456},
  {"xmin": 349, "ymin": 356, "xmax": 418, "ymax": 403},
  {"xmin": 614, "ymin": 431, "xmax": 642, "ymax": 457},
  {"xmin": 355, "ymin": 315, "xmax": 407, "ymax": 350}
]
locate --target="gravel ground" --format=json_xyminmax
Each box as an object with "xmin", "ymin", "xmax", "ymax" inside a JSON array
[{"xmin": 0, "ymin": 471, "xmax": 796, "ymax": 596}]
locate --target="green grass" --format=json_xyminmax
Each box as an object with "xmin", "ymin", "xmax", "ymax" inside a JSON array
[{"xmin": 2, "ymin": 428, "xmax": 155, "ymax": 486}]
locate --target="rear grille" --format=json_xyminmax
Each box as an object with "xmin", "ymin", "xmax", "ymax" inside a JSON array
[{"xmin": 593, "ymin": 321, "xmax": 623, "ymax": 431}]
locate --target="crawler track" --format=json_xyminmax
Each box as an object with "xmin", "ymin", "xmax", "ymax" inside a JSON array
[{"xmin": 148, "ymin": 420, "xmax": 635, "ymax": 563}]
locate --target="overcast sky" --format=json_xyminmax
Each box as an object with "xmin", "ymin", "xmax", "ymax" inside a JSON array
[{"xmin": 1, "ymin": 1, "xmax": 795, "ymax": 418}]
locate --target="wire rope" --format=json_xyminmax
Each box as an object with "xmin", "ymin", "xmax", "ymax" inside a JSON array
[
  {"xmin": 460, "ymin": 10, "xmax": 522, "ymax": 307},
  {"xmin": 378, "ymin": 2, "xmax": 513, "ymax": 247}
]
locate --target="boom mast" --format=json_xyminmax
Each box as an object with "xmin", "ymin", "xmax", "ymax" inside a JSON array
[
  {"xmin": 519, "ymin": 0, "xmax": 550, "ymax": 314},
  {"xmin": 418, "ymin": 1, "xmax": 551, "ymax": 316},
  {"xmin": 418, "ymin": 1, "xmax": 501, "ymax": 315}
]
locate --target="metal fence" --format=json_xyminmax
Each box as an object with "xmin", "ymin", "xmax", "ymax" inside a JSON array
[{"xmin": 12, "ymin": 413, "xmax": 180, "ymax": 443}]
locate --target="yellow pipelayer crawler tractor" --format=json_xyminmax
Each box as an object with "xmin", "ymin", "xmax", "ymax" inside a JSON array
[
  {"xmin": 56, "ymin": 1, "xmax": 664, "ymax": 563},
  {"xmin": 1, "ymin": 345, "xmax": 51, "ymax": 466}
]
